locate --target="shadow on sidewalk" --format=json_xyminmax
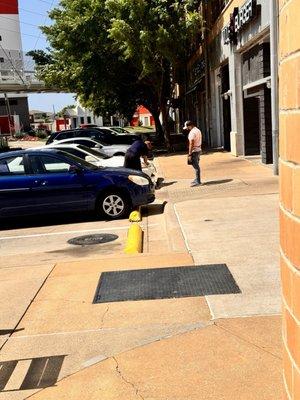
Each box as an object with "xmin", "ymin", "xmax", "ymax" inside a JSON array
[
  {"xmin": 156, "ymin": 178, "xmax": 177, "ymax": 189},
  {"xmin": 0, "ymin": 212, "xmax": 105, "ymax": 231},
  {"xmin": 146, "ymin": 201, "xmax": 168, "ymax": 216},
  {"xmin": 0, "ymin": 328, "xmax": 24, "ymax": 336},
  {"xmin": 204, "ymin": 179, "xmax": 233, "ymax": 186}
]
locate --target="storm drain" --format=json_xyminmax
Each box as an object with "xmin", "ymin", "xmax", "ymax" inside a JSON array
[
  {"xmin": 93, "ymin": 264, "xmax": 241, "ymax": 303},
  {"xmin": 68, "ymin": 234, "xmax": 118, "ymax": 246}
]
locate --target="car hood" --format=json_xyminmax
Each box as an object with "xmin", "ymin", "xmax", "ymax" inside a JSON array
[{"xmin": 94, "ymin": 166, "xmax": 149, "ymax": 179}]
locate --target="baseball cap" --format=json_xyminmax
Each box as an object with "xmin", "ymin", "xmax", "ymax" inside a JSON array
[{"xmin": 183, "ymin": 120, "xmax": 193, "ymax": 130}]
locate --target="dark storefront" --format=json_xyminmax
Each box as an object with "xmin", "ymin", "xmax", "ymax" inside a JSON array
[
  {"xmin": 242, "ymin": 42, "xmax": 272, "ymax": 163},
  {"xmin": 220, "ymin": 63, "xmax": 232, "ymax": 151},
  {"xmin": 184, "ymin": 57, "xmax": 207, "ymax": 143}
]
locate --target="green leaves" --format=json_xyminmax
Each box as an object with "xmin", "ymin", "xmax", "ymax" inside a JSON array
[{"xmin": 33, "ymin": 0, "xmax": 203, "ymax": 129}]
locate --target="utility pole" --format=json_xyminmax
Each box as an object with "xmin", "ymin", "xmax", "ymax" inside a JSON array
[{"xmin": 4, "ymin": 93, "xmax": 12, "ymax": 136}]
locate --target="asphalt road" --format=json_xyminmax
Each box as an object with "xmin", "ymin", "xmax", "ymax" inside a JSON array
[{"xmin": 0, "ymin": 212, "xmax": 131, "ymax": 269}]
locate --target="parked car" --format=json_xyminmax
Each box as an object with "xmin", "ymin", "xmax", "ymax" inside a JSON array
[
  {"xmin": 0, "ymin": 149, "xmax": 155, "ymax": 219},
  {"xmin": 49, "ymin": 137, "xmax": 130, "ymax": 157},
  {"xmin": 46, "ymin": 128, "xmax": 138, "ymax": 146},
  {"xmin": 44, "ymin": 143, "xmax": 157, "ymax": 181}
]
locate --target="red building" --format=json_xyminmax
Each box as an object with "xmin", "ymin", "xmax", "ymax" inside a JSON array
[{"xmin": 131, "ymin": 106, "xmax": 155, "ymax": 127}]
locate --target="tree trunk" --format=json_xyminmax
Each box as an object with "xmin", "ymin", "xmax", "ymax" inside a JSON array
[
  {"xmin": 151, "ymin": 110, "xmax": 163, "ymax": 139},
  {"xmin": 160, "ymin": 102, "xmax": 171, "ymax": 151}
]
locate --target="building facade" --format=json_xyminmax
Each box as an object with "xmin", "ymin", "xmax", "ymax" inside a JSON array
[
  {"xmin": 66, "ymin": 104, "xmax": 103, "ymax": 129},
  {"xmin": 182, "ymin": 0, "xmax": 277, "ymax": 165},
  {"xmin": 0, "ymin": 0, "xmax": 30, "ymax": 131},
  {"xmin": 279, "ymin": 0, "xmax": 300, "ymax": 398},
  {"xmin": 130, "ymin": 106, "xmax": 155, "ymax": 127}
]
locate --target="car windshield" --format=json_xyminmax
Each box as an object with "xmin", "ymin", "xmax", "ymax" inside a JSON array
[
  {"xmin": 111, "ymin": 127, "xmax": 129, "ymax": 134},
  {"xmin": 77, "ymin": 145, "xmax": 109, "ymax": 159},
  {"xmin": 56, "ymin": 151, "xmax": 100, "ymax": 170}
]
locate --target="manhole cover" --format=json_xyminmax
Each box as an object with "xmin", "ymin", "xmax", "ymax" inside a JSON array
[
  {"xmin": 93, "ymin": 264, "xmax": 241, "ymax": 303},
  {"xmin": 68, "ymin": 234, "xmax": 118, "ymax": 246}
]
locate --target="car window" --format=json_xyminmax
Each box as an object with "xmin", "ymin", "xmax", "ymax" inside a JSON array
[
  {"xmin": 56, "ymin": 131, "xmax": 74, "ymax": 141},
  {"xmin": 29, "ymin": 155, "xmax": 72, "ymax": 174},
  {"xmin": 78, "ymin": 145, "xmax": 104, "ymax": 158},
  {"xmin": 0, "ymin": 156, "xmax": 25, "ymax": 175},
  {"xmin": 56, "ymin": 151, "xmax": 99, "ymax": 170},
  {"xmin": 74, "ymin": 130, "xmax": 90, "ymax": 138},
  {"xmin": 94, "ymin": 132, "xmax": 111, "ymax": 145}
]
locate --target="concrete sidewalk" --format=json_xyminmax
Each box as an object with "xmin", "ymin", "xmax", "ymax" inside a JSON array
[{"xmin": 0, "ymin": 151, "xmax": 283, "ymax": 399}]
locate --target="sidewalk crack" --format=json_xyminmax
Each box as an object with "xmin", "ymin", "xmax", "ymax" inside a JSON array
[
  {"xmin": 112, "ymin": 356, "xmax": 145, "ymax": 400},
  {"xmin": 100, "ymin": 305, "xmax": 109, "ymax": 328},
  {"xmin": 213, "ymin": 322, "xmax": 281, "ymax": 360}
]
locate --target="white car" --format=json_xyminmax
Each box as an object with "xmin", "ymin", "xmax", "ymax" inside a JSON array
[
  {"xmin": 90, "ymin": 126, "xmax": 136, "ymax": 137},
  {"xmin": 46, "ymin": 143, "xmax": 157, "ymax": 182},
  {"xmin": 50, "ymin": 137, "xmax": 130, "ymax": 158}
]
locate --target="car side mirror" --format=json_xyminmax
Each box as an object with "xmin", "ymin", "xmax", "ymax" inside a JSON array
[
  {"xmin": 95, "ymin": 144, "xmax": 102, "ymax": 149},
  {"xmin": 69, "ymin": 165, "xmax": 82, "ymax": 174}
]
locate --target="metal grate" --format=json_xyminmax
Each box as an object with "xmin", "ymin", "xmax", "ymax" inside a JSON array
[{"xmin": 93, "ymin": 264, "xmax": 241, "ymax": 304}]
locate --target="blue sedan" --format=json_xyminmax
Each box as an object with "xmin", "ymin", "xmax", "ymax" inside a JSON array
[{"xmin": 0, "ymin": 149, "xmax": 155, "ymax": 219}]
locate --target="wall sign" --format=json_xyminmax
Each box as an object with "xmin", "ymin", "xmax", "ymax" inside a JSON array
[
  {"xmin": 222, "ymin": 0, "xmax": 259, "ymax": 45},
  {"xmin": 234, "ymin": 0, "xmax": 258, "ymax": 33}
]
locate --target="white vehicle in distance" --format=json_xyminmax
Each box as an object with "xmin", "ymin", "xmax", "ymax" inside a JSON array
[
  {"xmin": 84, "ymin": 125, "xmax": 134, "ymax": 136},
  {"xmin": 109, "ymin": 126, "xmax": 132, "ymax": 135},
  {"xmin": 50, "ymin": 137, "xmax": 130, "ymax": 157},
  {"xmin": 46, "ymin": 143, "xmax": 157, "ymax": 182}
]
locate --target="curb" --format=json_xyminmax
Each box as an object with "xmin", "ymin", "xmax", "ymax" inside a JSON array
[{"xmin": 124, "ymin": 210, "xmax": 143, "ymax": 254}]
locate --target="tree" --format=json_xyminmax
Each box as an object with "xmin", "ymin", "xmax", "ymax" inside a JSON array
[
  {"xmin": 57, "ymin": 105, "xmax": 75, "ymax": 118},
  {"xmin": 26, "ymin": 49, "xmax": 53, "ymax": 65},
  {"xmin": 35, "ymin": 0, "xmax": 202, "ymax": 144}
]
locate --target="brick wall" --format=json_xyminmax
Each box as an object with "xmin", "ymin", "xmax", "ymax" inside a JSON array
[{"xmin": 279, "ymin": 0, "xmax": 300, "ymax": 399}]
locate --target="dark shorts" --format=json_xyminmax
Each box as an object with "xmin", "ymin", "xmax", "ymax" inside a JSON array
[{"xmin": 124, "ymin": 152, "xmax": 142, "ymax": 171}]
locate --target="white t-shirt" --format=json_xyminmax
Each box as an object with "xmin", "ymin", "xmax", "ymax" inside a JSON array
[{"xmin": 188, "ymin": 127, "xmax": 202, "ymax": 153}]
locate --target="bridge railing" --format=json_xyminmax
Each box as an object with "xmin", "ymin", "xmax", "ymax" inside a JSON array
[{"xmin": 0, "ymin": 49, "xmax": 41, "ymax": 86}]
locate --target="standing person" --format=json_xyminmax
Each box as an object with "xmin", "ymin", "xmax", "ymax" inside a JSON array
[
  {"xmin": 124, "ymin": 138, "xmax": 152, "ymax": 171},
  {"xmin": 184, "ymin": 120, "xmax": 202, "ymax": 187}
]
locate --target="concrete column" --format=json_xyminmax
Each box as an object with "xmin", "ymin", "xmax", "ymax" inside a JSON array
[{"xmin": 228, "ymin": 51, "xmax": 245, "ymax": 156}]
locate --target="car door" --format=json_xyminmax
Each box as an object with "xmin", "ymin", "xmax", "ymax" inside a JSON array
[
  {"xmin": 0, "ymin": 154, "xmax": 35, "ymax": 217},
  {"xmin": 26, "ymin": 153, "xmax": 89, "ymax": 213}
]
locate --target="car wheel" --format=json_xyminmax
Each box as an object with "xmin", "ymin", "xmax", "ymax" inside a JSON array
[{"xmin": 96, "ymin": 191, "xmax": 130, "ymax": 219}]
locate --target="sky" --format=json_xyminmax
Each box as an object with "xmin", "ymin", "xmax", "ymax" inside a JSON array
[{"xmin": 19, "ymin": 0, "xmax": 75, "ymax": 112}]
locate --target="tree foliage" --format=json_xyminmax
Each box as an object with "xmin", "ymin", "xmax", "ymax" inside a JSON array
[
  {"xmin": 35, "ymin": 0, "xmax": 202, "ymax": 141},
  {"xmin": 57, "ymin": 104, "xmax": 75, "ymax": 117},
  {"xmin": 26, "ymin": 49, "xmax": 53, "ymax": 65}
]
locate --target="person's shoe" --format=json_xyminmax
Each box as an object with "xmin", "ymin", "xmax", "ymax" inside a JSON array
[{"xmin": 190, "ymin": 182, "xmax": 201, "ymax": 187}]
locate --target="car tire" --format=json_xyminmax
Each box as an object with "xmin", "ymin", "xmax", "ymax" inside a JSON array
[{"xmin": 96, "ymin": 190, "xmax": 131, "ymax": 220}]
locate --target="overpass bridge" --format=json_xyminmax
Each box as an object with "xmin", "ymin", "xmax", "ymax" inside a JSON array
[
  {"xmin": 0, "ymin": 79, "xmax": 60, "ymax": 93},
  {"xmin": 0, "ymin": 50, "xmax": 60, "ymax": 94}
]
